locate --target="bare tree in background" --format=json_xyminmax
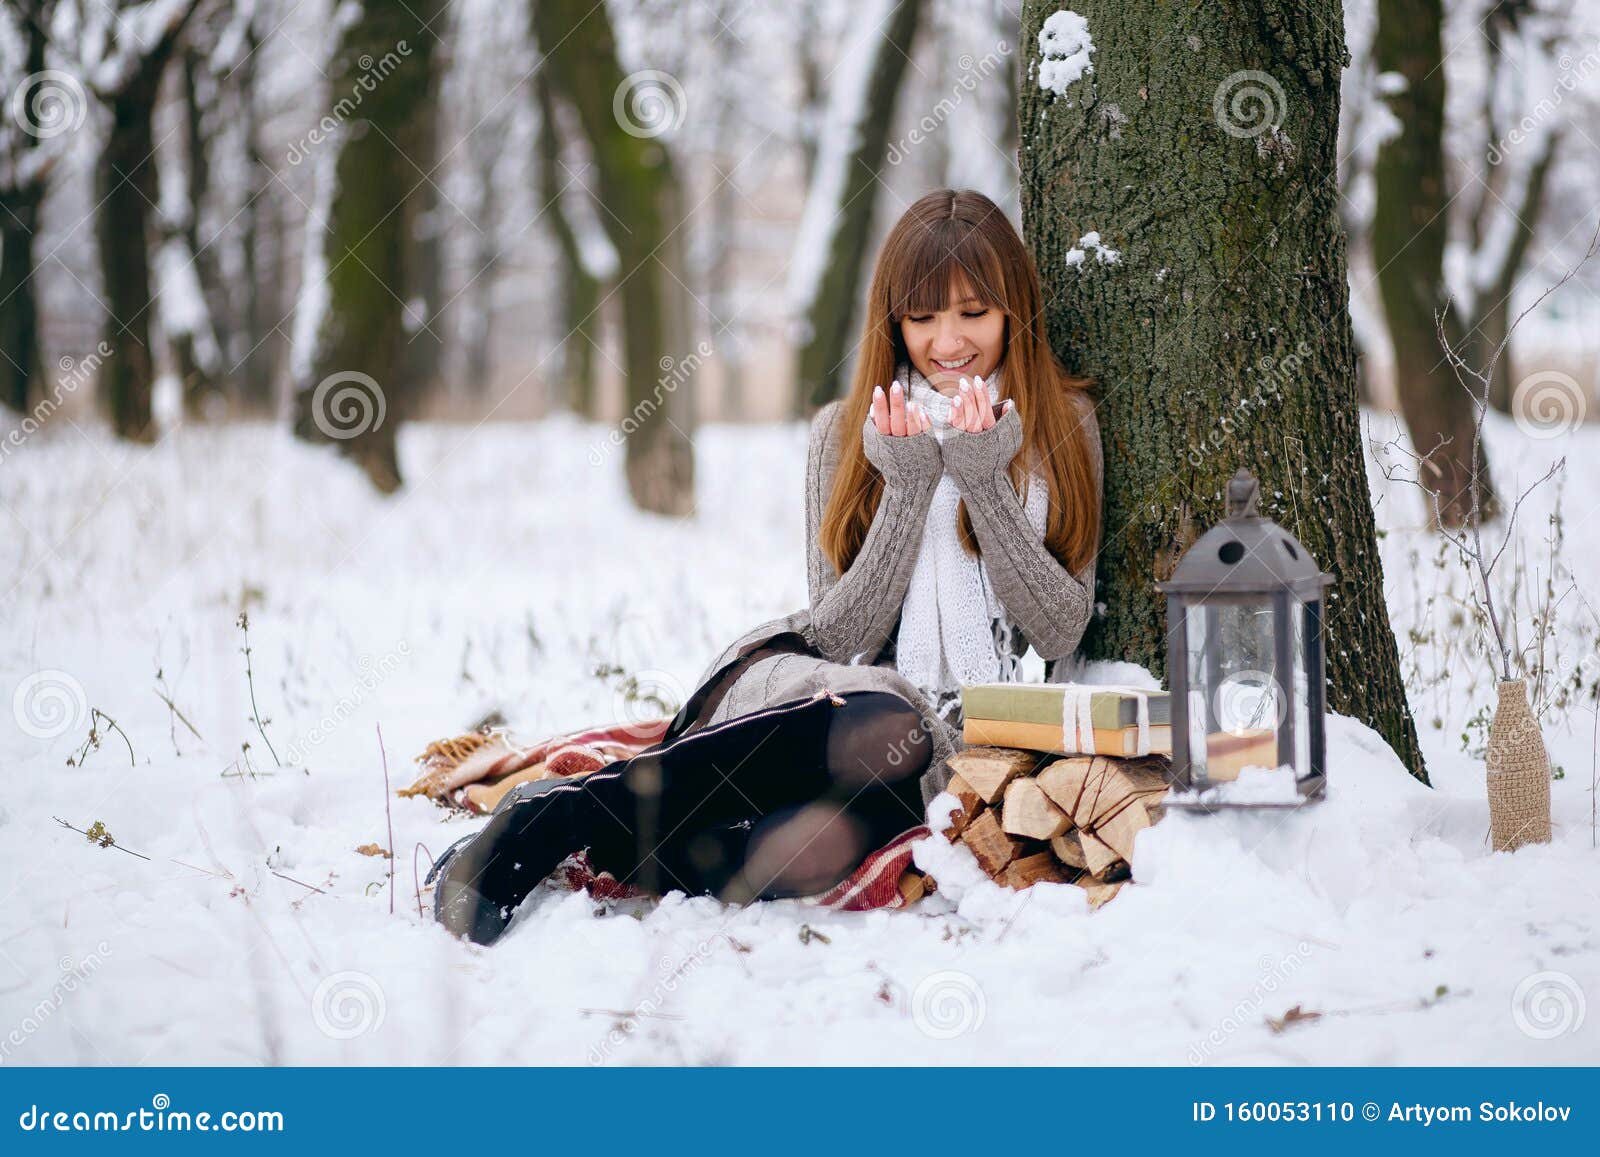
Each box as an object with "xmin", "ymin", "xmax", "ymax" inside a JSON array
[
  {"xmin": 790, "ymin": 0, "xmax": 925, "ymax": 415},
  {"xmin": 534, "ymin": 0, "xmax": 696, "ymax": 515},
  {"xmin": 291, "ymin": 0, "xmax": 442, "ymax": 493},
  {"xmin": 83, "ymin": 0, "xmax": 204, "ymax": 442},
  {"xmin": 0, "ymin": 0, "xmax": 61, "ymax": 415}
]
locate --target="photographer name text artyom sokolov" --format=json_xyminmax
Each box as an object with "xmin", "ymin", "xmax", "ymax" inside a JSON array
[{"xmin": 1389, "ymin": 1102, "xmax": 1571, "ymax": 1126}]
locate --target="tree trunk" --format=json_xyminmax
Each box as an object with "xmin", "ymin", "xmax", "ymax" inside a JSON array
[
  {"xmin": 533, "ymin": 67, "xmax": 601, "ymax": 418},
  {"xmin": 1019, "ymin": 1, "xmax": 1427, "ymax": 784},
  {"xmin": 96, "ymin": 85, "xmax": 163, "ymax": 442},
  {"xmin": 292, "ymin": 0, "xmax": 440, "ymax": 493},
  {"xmin": 1372, "ymin": 0, "xmax": 1494, "ymax": 528},
  {"xmin": 0, "ymin": 194, "xmax": 41, "ymax": 414},
  {"xmin": 236, "ymin": 12, "xmax": 275, "ymax": 414},
  {"xmin": 177, "ymin": 43, "xmax": 225, "ymax": 416},
  {"xmin": 0, "ymin": 2, "xmax": 51, "ymax": 415},
  {"xmin": 792, "ymin": 0, "xmax": 924, "ymax": 415},
  {"xmin": 534, "ymin": 0, "xmax": 696, "ymax": 515}
]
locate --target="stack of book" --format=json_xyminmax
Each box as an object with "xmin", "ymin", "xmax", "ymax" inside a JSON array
[{"xmin": 960, "ymin": 682, "xmax": 1172, "ymax": 757}]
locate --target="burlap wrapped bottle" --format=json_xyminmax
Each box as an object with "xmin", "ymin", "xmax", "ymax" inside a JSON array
[{"xmin": 1485, "ymin": 678, "xmax": 1552, "ymax": 851}]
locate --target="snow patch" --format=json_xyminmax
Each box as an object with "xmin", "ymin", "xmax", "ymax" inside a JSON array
[
  {"xmin": 1064, "ymin": 229, "xmax": 1120, "ymax": 268},
  {"xmin": 1037, "ymin": 11, "xmax": 1095, "ymax": 96}
]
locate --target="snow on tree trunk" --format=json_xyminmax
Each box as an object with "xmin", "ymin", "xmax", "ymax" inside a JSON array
[
  {"xmin": 1372, "ymin": 0, "xmax": 1496, "ymax": 529},
  {"xmin": 291, "ymin": 0, "xmax": 441, "ymax": 494},
  {"xmin": 1019, "ymin": 1, "xmax": 1428, "ymax": 784},
  {"xmin": 535, "ymin": 0, "xmax": 696, "ymax": 516},
  {"xmin": 789, "ymin": 0, "xmax": 925, "ymax": 415}
]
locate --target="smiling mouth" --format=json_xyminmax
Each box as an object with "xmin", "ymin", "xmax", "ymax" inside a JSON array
[{"xmin": 933, "ymin": 354, "xmax": 976, "ymax": 371}]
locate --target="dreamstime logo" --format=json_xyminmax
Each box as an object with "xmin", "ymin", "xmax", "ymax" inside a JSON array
[
  {"xmin": 1189, "ymin": 942, "xmax": 1315, "ymax": 1063},
  {"xmin": 1213, "ymin": 670, "xmax": 1288, "ymax": 734},
  {"xmin": 587, "ymin": 340, "xmax": 712, "ymax": 466},
  {"xmin": 310, "ymin": 371, "xmax": 386, "ymax": 440},
  {"xmin": 311, "ymin": 971, "xmax": 386, "ymax": 1039},
  {"xmin": 611, "ymin": 669, "xmax": 685, "ymax": 742},
  {"xmin": 0, "ymin": 941, "xmax": 112, "ymax": 1064},
  {"xmin": 9, "ymin": 70, "xmax": 88, "ymax": 139},
  {"xmin": 0, "ymin": 343, "xmax": 109, "ymax": 464},
  {"xmin": 1213, "ymin": 70, "xmax": 1286, "ymax": 139},
  {"xmin": 281, "ymin": 642, "xmax": 412, "ymax": 767},
  {"xmin": 613, "ymin": 70, "xmax": 686, "ymax": 139},
  {"xmin": 911, "ymin": 970, "xmax": 986, "ymax": 1039},
  {"xmin": 1487, "ymin": 50, "xmax": 1600, "ymax": 165},
  {"xmin": 1511, "ymin": 970, "xmax": 1585, "ymax": 1040},
  {"xmin": 1512, "ymin": 370, "xmax": 1586, "ymax": 439},
  {"xmin": 886, "ymin": 41, "xmax": 1011, "ymax": 165},
  {"xmin": 12, "ymin": 669, "xmax": 88, "ymax": 740},
  {"xmin": 286, "ymin": 41, "xmax": 414, "ymax": 164}
]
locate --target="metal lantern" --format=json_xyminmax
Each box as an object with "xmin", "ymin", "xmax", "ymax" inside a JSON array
[{"xmin": 1156, "ymin": 468, "xmax": 1332, "ymax": 808}]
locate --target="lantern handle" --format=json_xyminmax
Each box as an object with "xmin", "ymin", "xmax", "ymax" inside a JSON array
[{"xmin": 1225, "ymin": 469, "xmax": 1260, "ymax": 519}]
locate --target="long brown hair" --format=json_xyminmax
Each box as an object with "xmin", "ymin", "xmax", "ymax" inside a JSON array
[{"xmin": 819, "ymin": 188, "xmax": 1100, "ymax": 579}]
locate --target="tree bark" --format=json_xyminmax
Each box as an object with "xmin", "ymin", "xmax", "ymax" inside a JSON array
[
  {"xmin": 0, "ymin": 1, "xmax": 52, "ymax": 415},
  {"xmin": 1372, "ymin": 0, "xmax": 1494, "ymax": 528},
  {"xmin": 535, "ymin": 0, "xmax": 696, "ymax": 515},
  {"xmin": 533, "ymin": 67, "xmax": 601, "ymax": 418},
  {"xmin": 292, "ymin": 0, "xmax": 440, "ymax": 493},
  {"xmin": 793, "ymin": 0, "xmax": 924, "ymax": 415},
  {"xmin": 95, "ymin": 82, "xmax": 163, "ymax": 441},
  {"xmin": 1019, "ymin": 1, "xmax": 1428, "ymax": 784}
]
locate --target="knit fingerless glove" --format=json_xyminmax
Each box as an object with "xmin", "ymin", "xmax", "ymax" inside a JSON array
[{"xmin": 861, "ymin": 417, "xmax": 943, "ymax": 486}]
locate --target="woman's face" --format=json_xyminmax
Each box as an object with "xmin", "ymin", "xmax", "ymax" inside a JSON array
[{"xmin": 898, "ymin": 287, "xmax": 1007, "ymax": 397}]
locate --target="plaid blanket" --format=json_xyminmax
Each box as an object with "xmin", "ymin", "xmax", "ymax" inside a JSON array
[{"xmin": 404, "ymin": 718, "xmax": 932, "ymax": 912}]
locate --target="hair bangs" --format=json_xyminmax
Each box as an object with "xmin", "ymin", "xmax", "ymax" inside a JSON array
[{"xmin": 887, "ymin": 218, "xmax": 1009, "ymax": 321}]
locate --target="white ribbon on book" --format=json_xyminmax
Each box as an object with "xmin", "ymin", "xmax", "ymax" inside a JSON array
[{"xmin": 1059, "ymin": 683, "xmax": 1153, "ymax": 756}]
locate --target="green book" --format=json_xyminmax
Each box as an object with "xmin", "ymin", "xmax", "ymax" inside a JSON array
[{"xmin": 960, "ymin": 683, "xmax": 1171, "ymax": 729}]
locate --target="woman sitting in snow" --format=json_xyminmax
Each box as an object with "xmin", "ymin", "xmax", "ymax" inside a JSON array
[{"xmin": 431, "ymin": 188, "xmax": 1104, "ymax": 945}]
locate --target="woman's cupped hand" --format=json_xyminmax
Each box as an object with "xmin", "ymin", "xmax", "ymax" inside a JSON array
[{"xmin": 949, "ymin": 375, "xmax": 1013, "ymax": 433}]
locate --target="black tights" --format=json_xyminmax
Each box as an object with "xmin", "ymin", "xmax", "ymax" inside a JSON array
[
  {"xmin": 634, "ymin": 690, "xmax": 935, "ymax": 901},
  {"xmin": 433, "ymin": 691, "xmax": 933, "ymax": 943}
]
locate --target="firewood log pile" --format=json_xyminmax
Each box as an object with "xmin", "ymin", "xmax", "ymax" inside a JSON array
[{"xmin": 934, "ymin": 746, "xmax": 1174, "ymax": 908}]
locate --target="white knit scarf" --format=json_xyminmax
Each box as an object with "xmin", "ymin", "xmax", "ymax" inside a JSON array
[{"xmin": 891, "ymin": 362, "xmax": 1050, "ymax": 706}]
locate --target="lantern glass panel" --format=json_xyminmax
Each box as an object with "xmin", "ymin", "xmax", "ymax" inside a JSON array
[
  {"xmin": 1291, "ymin": 601, "xmax": 1311, "ymax": 777},
  {"xmin": 1183, "ymin": 600, "xmax": 1290, "ymax": 783}
]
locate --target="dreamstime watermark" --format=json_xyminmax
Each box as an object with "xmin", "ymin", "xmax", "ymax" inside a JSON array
[
  {"xmin": 911, "ymin": 970, "xmax": 987, "ymax": 1039},
  {"xmin": 886, "ymin": 42, "xmax": 1011, "ymax": 166},
  {"xmin": 0, "ymin": 941, "xmax": 112, "ymax": 1063},
  {"xmin": 286, "ymin": 42, "xmax": 414, "ymax": 165},
  {"xmin": 281, "ymin": 642, "xmax": 412, "ymax": 767},
  {"xmin": 588, "ymin": 937, "xmax": 721, "ymax": 1064},
  {"xmin": 1511, "ymin": 970, "xmax": 1585, "ymax": 1040},
  {"xmin": 1188, "ymin": 941, "xmax": 1315, "ymax": 1063},
  {"xmin": 9, "ymin": 70, "xmax": 88, "ymax": 140},
  {"xmin": 613, "ymin": 70, "xmax": 686, "ymax": 139},
  {"xmin": 1214, "ymin": 670, "xmax": 1289, "ymax": 734},
  {"xmin": 587, "ymin": 340, "xmax": 712, "ymax": 466},
  {"xmin": 11, "ymin": 669, "xmax": 88, "ymax": 741},
  {"xmin": 1487, "ymin": 50, "xmax": 1600, "ymax": 165},
  {"xmin": 308, "ymin": 370, "xmax": 386, "ymax": 440},
  {"xmin": 310, "ymin": 970, "xmax": 386, "ymax": 1039},
  {"xmin": 1213, "ymin": 70, "xmax": 1287, "ymax": 139},
  {"xmin": 1512, "ymin": 369, "xmax": 1587, "ymax": 439},
  {"xmin": 1, "ymin": 343, "xmax": 113, "ymax": 463}
]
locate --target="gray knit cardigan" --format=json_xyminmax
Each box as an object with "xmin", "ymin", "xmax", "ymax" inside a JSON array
[{"xmin": 671, "ymin": 390, "xmax": 1104, "ymax": 808}]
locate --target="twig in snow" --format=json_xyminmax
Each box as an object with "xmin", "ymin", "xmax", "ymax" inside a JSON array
[
  {"xmin": 53, "ymin": 817, "xmax": 150, "ymax": 860},
  {"xmin": 236, "ymin": 613, "xmax": 282, "ymax": 766},
  {"xmin": 269, "ymin": 870, "xmax": 326, "ymax": 895},
  {"xmin": 67, "ymin": 708, "xmax": 136, "ymax": 768},
  {"xmin": 378, "ymin": 723, "xmax": 396, "ymax": 916},
  {"xmin": 154, "ymin": 671, "xmax": 204, "ymax": 745},
  {"xmin": 413, "ymin": 842, "xmax": 435, "ymax": 919}
]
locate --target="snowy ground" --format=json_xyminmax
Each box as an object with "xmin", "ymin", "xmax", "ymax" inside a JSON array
[{"xmin": 1, "ymin": 408, "xmax": 1596, "ymax": 1066}]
